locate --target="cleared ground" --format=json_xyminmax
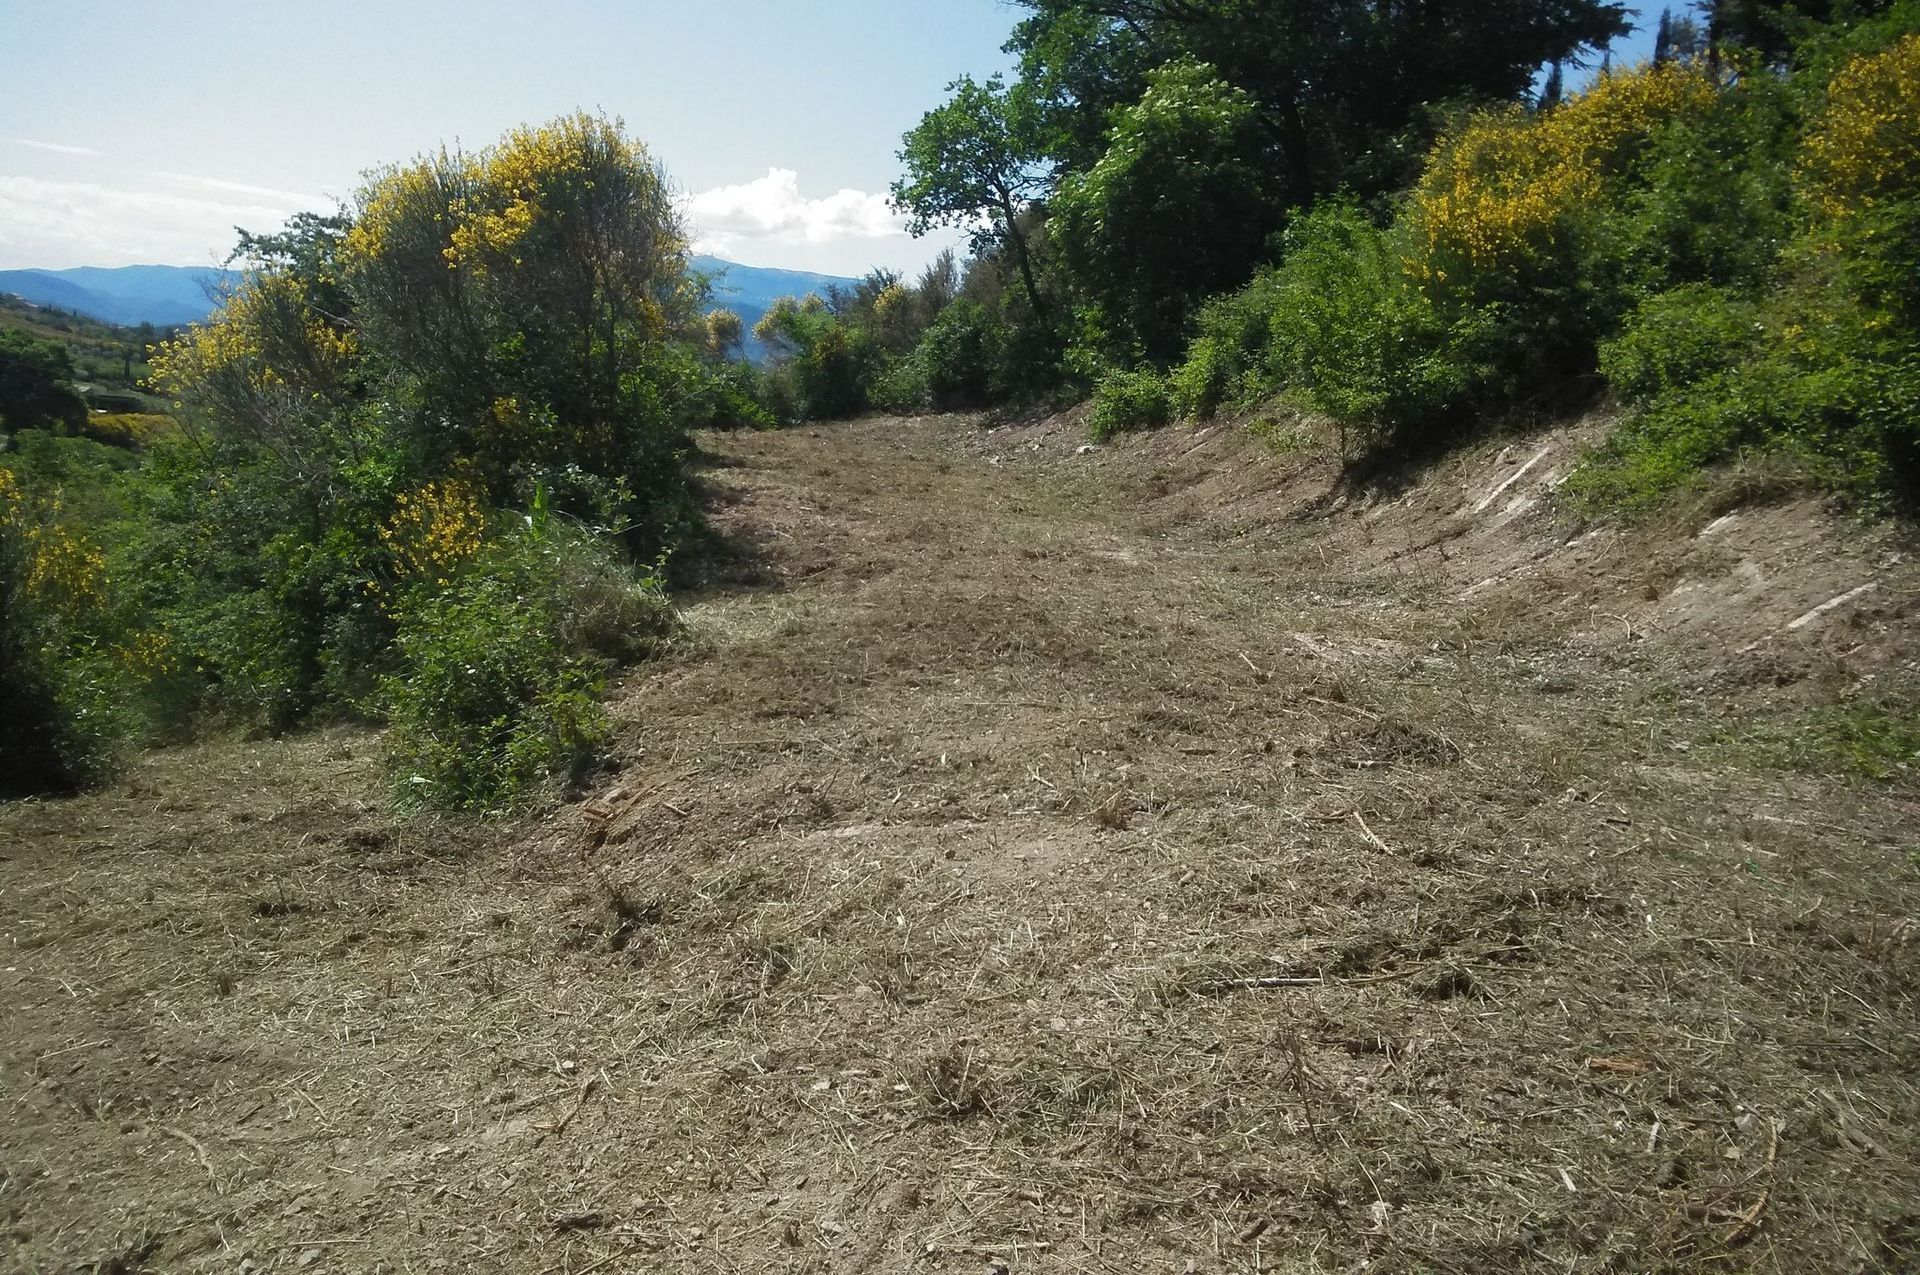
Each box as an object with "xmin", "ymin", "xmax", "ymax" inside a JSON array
[{"xmin": 4, "ymin": 413, "xmax": 1918, "ymax": 1274}]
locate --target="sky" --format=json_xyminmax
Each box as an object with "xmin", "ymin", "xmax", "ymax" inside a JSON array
[
  {"xmin": 1, "ymin": 1, "xmax": 1662, "ymax": 280},
  {"xmin": 0, "ymin": 0, "xmax": 1021, "ymax": 277}
]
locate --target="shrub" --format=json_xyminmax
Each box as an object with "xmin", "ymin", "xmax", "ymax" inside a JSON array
[
  {"xmin": 383, "ymin": 562, "xmax": 608, "ymax": 812},
  {"xmin": 868, "ymin": 355, "xmax": 931, "ymax": 415},
  {"xmin": 1575, "ymin": 285, "xmax": 1920, "ymax": 510},
  {"xmin": 1799, "ymin": 32, "xmax": 1920, "ymax": 322},
  {"xmin": 916, "ymin": 299, "xmax": 1000, "ymax": 410},
  {"xmin": 0, "ymin": 465, "xmax": 137, "ymax": 793},
  {"xmin": 1413, "ymin": 63, "xmax": 1718, "ymax": 303},
  {"xmin": 1266, "ymin": 205, "xmax": 1479, "ymax": 452},
  {"xmin": 1598, "ymin": 284, "xmax": 1763, "ymax": 402},
  {"xmin": 1088, "ymin": 369, "xmax": 1171, "ymax": 440},
  {"xmin": 79, "ymin": 413, "xmax": 173, "ymax": 449},
  {"xmin": 1168, "ymin": 268, "xmax": 1288, "ymax": 420}
]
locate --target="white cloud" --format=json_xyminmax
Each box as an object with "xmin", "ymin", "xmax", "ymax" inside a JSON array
[
  {"xmin": 150, "ymin": 170, "xmax": 333, "ymax": 207},
  {"xmin": 685, "ymin": 168, "xmax": 906, "ymax": 256},
  {"xmin": 5, "ymin": 138, "xmax": 103, "ymax": 157},
  {"xmin": 0, "ymin": 174, "xmax": 315, "ymax": 268}
]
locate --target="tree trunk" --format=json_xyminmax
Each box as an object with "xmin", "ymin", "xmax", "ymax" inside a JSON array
[{"xmin": 997, "ymin": 191, "xmax": 1047, "ymax": 317}]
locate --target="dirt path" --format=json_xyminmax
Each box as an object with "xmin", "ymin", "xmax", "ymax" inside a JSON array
[{"xmin": 4, "ymin": 415, "xmax": 1918, "ymax": 1273}]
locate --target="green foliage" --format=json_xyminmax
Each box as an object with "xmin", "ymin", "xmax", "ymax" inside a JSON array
[
  {"xmin": 1167, "ymin": 269, "xmax": 1289, "ymax": 420},
  {"xmin": 0, "ymin": 329, "xmax": 88, "ymax": 436},
  {"xmin": 1597, "ymin": 285, "xmax": 1763, "ymax": 402},
  {"xmin": 1087, "ymin": 368, "xmax": 1170, "ymax": 440},
  {"xmin": 1006, "ymin": 0, "xmax": 1629, "ymax": 207},
  {"xmin": 1264, "ymin": 206, "xmax": 1481, "ymax": 451},
  {"xmin": 0, "ymin": 462, "xmax": 140, "ymax": 794},
  {"xmin": 1571, "ymin": 23, "xmax": 1920, "ymax": 512},
  {"xmin": 1571, "ymin": 282, "xmax": 1920, "ymax": 510},
  {"xmin": 753, "ymin": 296, "xmax": 878, "ymax": 421},
  {"xmin": 914, "ymin": 299, "xmax": 1001, "ymax": 410},
  {"xmin": 0, "ymin": 115, "xmax": 715, "ymax": 803},
  {"xmin": 1054, "ymin": 60, "xmax": 1278, "ymax": 363},
  {"xmin": 891, "ymin": 75, "xmax": 1051, "ymax": 314},
  {"xmin": 383, "ymin": 551, "xmax": 608, "ymax": 813}
]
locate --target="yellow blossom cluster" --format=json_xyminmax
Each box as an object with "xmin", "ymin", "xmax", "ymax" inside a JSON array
[
  {"xmin": 379, "ymin": 478, "xmax": 488, "ymax": 587},
  {"xmin": 1800, "ymin": 35, "xmax": 1920, "ymax": 217},
  {"xmin": 343, "ymin": 160, "xmax": 445, "ymax": 265},
  {"xmin": 350, "ymin": 114, "xmax": 677, "ymax": 287},
  {"xmin": 150, "ymin": 273, "xmax": 356, "ymax": 406},
  {"xmin": 0, "ymin": 468, "xmax": 107, "ymax": 615},
  {"xmin": 1413, "ymin": 62, "xmax": 1717, "ymax": 285}
]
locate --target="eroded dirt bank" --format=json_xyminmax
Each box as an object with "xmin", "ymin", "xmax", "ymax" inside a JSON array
[{"xmin": 4, "ymin": 414, "xmax": 1917, "ymax": 1274}]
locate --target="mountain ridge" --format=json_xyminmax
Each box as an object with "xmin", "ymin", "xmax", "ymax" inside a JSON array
[{"xmin": 0, "ymin": 258, "xmax": 859, "ymax": 339}]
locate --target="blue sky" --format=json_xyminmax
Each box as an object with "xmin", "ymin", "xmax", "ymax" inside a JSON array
[{"xmin": 1, "ymin": 1, "xmax": 1663, "ymax": 277}]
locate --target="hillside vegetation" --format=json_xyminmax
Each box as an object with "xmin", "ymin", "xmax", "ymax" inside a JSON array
[
  {"xmin": 734, "ymin": 1, "xmax": 1920, "ymax": 519},
  {"xmin": 2, "ymin": 115, "xmax": 763, "ymax": 801},
  {"xmin": 4, "ymin": 4, "xmax": 1920, "ymax": 1270}
]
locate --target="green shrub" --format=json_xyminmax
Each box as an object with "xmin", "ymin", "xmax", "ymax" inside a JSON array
[
  {"xmin": 0, "ymin": 466, "xmax": 137, "ymax": 793},
  {"xmin": 383, "ymin": 564, "xmax": 608, "ymax": 812},
  {"xmin": 1088, "ymin": 369, "xmax": 1171, "ymax": 440},
  {"xmin": 1575, "ymin": 283, "xmax": 1920, "ymax": 510},
  {"xmin": 1598, "ymin": 285, "xmax": 1763, "ymax": 402},
  {"xmin": 1266, "ymin": 205, "xmax": 1478, "ymax": 452},
  {"xmin": 916, "ymin": 300, "xmax": 1000, "ymax": 410},
  {"xmin": 867, "ymin": 355, "xmax": 929, "ymax": 414},
  {"xmin": 1168, "ymin": 268, "xmax": 1288, "ymax": 419}
]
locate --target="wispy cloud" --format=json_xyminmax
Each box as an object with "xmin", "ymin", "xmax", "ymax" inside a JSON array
[
  {"xmin": 0, "ymin": 174, "xmax": 317, "ymax": 269},
  {"xmin": 6, "ymin": 138, "xmax": 102, "ymax": 157},
  {"xmin": 686, "ymin": 168, "xmax": 905, "ymax": 255},
  {"xmin": 150, "ymin": 170, "xmax": 334, "ymax": 207}
]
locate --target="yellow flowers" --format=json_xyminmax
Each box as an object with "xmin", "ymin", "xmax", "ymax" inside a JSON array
[
  {"xmin": 1413, "ymin": 62, "xmax": 1717, "ymax": 285},
  {"xmin": 348, "ymin": 112, "xmax": 683, "ymax": 294},
  {"xmin": 1800, "ymin": 35, "xmax": 1920, "ymax": 217},
  {"xmin": 0, "ymin": 466, "xmax": 107, "ymax": 615},
  {"xmin": 380, "ymin": 478, "xmax": 488, "ymax": 587},
  {"xmin": 150, "ymin": 272, "xmax": 356, "ymax": 411}
]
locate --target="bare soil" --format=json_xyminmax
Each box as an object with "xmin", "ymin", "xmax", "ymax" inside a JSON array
[{"xmin": 5, "ymin": 413, "xmax": 1919, "ymax": 1274}]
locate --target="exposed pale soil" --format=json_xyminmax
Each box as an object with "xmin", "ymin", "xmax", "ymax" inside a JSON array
[{"xmin": 4, "ymin": 412, "xmax": 1918, "ymax": 1274}]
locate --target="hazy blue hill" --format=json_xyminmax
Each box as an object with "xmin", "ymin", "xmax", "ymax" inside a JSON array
[
  {"xmin": 58, "ymin": 265, "xmax": 240, "ymax": 314},
  {"xmin": 691, "ymin": 254, "xmax": 857, "ymax": 363},
  {"xmin": 0, "ymin": 266, "xmax": 238, "ymax": 327},
  {"xmin": 1, "ymin": 258, "xmax": 854, "ymax": 356},
  {"xmin": 0, "ymin": 271, "xmax": 115, "ymax": 320}
]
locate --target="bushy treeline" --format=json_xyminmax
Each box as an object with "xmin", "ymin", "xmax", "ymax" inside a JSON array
[
  {"xmin": 742, "ymin": 247, "xmax": 1068, "ymax": 422},
  {"xmin": 763, "ymin": 0, "xmax": 1919, "ymax": 514},
  {"xmin": 2, "ymin": 114, "xmax": 746, "ymax": 805}
]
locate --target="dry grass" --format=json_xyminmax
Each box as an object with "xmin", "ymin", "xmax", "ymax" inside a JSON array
[{"xmin": 3, "ymin": 413, "xmax": 1917, "ymax": 1273}]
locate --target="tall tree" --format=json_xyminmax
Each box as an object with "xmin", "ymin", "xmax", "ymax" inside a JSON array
[
  {"xmin": 892, "ymin": 76, "xmax": 1052, "ymax": 315},
  {"xmin": 1540, "ymin": 60, "xmax": 1567, "ymax": 110},
  {"xmin": 1003, "ymin": 0, "xmax": 1632, "ymax": 205},
  {"xmin": 1704, "ymin": 0, "xmax": 1892, "ymax": 61},
  {"xmin": 1655, "ymin": 7, "xmax": 1676, "ymax": 61},
  {"xmin": 1054, "ymin": 59, "xmax": 1280, "ymax": 361}
]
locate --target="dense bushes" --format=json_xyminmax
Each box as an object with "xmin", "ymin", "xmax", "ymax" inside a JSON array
[
  {"xmin": 1568, "ymin": 27, "xmax": 1920, "ymax": 509},
  {"xmin": 0, "ymin": 462, "xmax": 142, "ymax": 794},
  {"xmin": 382, "ymin": 526, "xmax": 670, "ymax": 811},
  {"xmin": 0, "ymin": 115, "xmax": 731, "ymax": 806},
  {"xmin": 1087, "ymin": 368, "xmax": 1171, "ymax": 440},
  {"xmin": 1143, "ymin": 17, "xmax": 1920, "ymax": 510}
]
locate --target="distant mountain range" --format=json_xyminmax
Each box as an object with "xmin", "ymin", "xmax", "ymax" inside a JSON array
[
  {"xmin": 0, "ymin": 265, "xmax": 242, "ymax": 328},
  {"xmin": 0, "ymin": 258, "xmax": 858, "ymax": 354}
]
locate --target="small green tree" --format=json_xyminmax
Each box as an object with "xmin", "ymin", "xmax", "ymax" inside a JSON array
[
  {"xmin": 892, "ymin": 75, "xmax": 1052, "ymax": 315},
  {"xmin": 0, "ymin": 330, "xmax": 87, "ymax": 437}
]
